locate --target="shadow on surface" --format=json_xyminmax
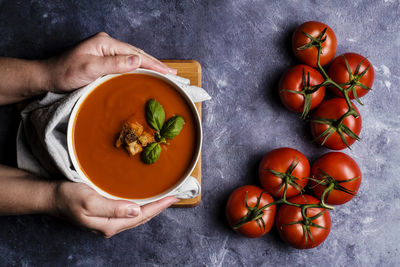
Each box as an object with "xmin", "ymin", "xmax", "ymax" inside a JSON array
[
  {"xmin": 0, "ymin": 105, "xmax": 20, "ymax": 167},
  {"xmin": 261, "ymin": 24, "xmax": 298, "ymax": 110}
]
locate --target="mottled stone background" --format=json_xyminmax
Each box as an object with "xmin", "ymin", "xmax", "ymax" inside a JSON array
[{"xmin": 0, "ymin": 0, "xmax": 399, "ymax": 266}]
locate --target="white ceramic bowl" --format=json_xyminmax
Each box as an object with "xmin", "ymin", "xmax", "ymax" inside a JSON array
[{"xmin": 67, "ymin": 69, "xmax": 202, "ymax": 205}]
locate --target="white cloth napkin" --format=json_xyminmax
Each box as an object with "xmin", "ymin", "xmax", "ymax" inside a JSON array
[{"xmin": 16, "ymin": 73, "xmax": 211, "ymax": 205}]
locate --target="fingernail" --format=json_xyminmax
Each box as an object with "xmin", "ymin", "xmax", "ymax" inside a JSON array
[
  {"xmin": 168, "ymin": 68, "xmax": 178, "ymax": 75},
  {"xmin": 127, "ymin": 205, "xmax": 140, "ymax": 217},
  {"xmin": 127, "ymin": 55, "xmax": 140, "ymax": 67}
]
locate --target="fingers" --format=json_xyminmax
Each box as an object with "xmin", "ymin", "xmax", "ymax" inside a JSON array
[
  {"xmin": 132, "ymin": 196, "xmax": 179, "ymax": 226},
  {"xmin": 83, "ymin": 196, "xmax": 178, "ymax": 238},
  {"xmin": 91, "ymin": 54, "xmax": 141, "ymax": 77},
  {"xmin": 140, "ymin": 54, "xmax": 178, "ymax": 75},
  {"xmin": 81, "ymin": 193, "xmax": 141, "ymax": 218},
  {"xmin": 111, "ymin": 196, "xmax": 179, "ymax": 236},
  {"xmin": 90, "ymin": 32, "xmax": 177, "ymax": 75},
  {"xmin": 128, "ymin": 45, "xmax": 177, "ymax": 75}
]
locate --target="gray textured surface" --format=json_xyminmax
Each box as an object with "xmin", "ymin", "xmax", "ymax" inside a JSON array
[{"xmin": 0, "ymin": 0, "xmax": 399, "ymax": 266}]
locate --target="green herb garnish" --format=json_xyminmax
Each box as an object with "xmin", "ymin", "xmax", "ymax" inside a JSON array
[
  {"xmin": 161, "ymin": 116, "xmax": 185, "ymax": 139},
  {"xmin": 142, "ymin": 99, "xmax": 185, "ymax": 164},
  {"xmin": 146, "ymin": 99, "xmax": 165, "ymax": 132},
  {"xmin": 141, "ymin": 142, "xmax": 162, "ymax": 164}
]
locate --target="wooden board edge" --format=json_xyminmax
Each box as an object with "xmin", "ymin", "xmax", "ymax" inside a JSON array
[{"xmin": 162, "ymin": 60, "xmax": 202, "ymax": 207}]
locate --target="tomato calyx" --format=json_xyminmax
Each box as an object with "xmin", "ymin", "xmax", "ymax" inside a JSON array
[
  {"xmin": 313, "ymin": 41, "xmax": 364, "ymax": 118},
  {"xmin": 284, "ymin": 207, "xmax": 328, "ymax": 246},
  {"xmin": 233, "ymin": 191, "xmax": 270, "ymax": 230},
  {"xmin": 297, "ymin": 27, "xmax": 327, "ymax": 52},
  {"xmin": 266, "ymin": 159, "xmax": 305, "ymax": 197},
  {"xmin": 282, "ymin": 68, "xmax": 326, "ymax": 119},
  {"xmin": 309, "ymin": 169, "xmax": 360, "ymax": 207},
  {"xmin": 337, "ymin": 56, "xmax": 372, "ymax": 105},
  {"xmin": 311, "ymin": 115, "xmax": 360, "ymax": 149}
]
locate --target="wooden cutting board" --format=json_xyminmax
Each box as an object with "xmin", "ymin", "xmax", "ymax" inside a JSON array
[{"xmin": 162, "ymin": 60, "xmax": 202, "ymax": 207}]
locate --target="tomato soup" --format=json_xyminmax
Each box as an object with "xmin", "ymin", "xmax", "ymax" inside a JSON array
[{"xmin": 72, "ymin": 74, "xmax": 198, "ymax": 199}]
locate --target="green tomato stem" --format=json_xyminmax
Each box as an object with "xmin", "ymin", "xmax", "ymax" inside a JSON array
[{"xmin": 319, "ymin": 183, "xmax": 335, "ymax": 210}]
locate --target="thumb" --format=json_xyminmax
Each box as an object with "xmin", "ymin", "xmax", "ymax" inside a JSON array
[
  {"xmin": 84, "ymin": 195, "xmax": 141, "ymax": 218},
  {"xmin": 94, "ymin": 54, "xmax": 141, "ymax": 76}
]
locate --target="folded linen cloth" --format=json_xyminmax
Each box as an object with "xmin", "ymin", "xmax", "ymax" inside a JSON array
[{"xmin": 16, "ymin": 72, "xmax": 211, "ymax": 205}]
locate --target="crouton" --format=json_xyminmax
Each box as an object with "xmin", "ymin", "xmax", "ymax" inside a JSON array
[
  {"xmin": 115, "ymin": 121, "xmax": 154, "ymax": 156},
  {"xmin": 138, "ymin": 131, "xmax": 155, "ymax": 147},
  {"xmin": 126, "ymin": 141, "xmax": 143, "ymax": 155}
]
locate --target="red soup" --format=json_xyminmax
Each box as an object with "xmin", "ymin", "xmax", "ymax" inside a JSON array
[{"xmin": 72, "ymin": 74, "xmax": 198, "ymax": 199}]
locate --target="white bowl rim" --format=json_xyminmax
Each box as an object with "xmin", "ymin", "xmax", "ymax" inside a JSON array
[{"xmin": 67, "ymin": 68, "xmax": 203, "ymax": 205}]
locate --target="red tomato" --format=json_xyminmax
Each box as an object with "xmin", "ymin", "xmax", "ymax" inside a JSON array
[
  {"xmin": 226, "ymin": 185, "xmax": 276, "ymax": 238},
  {"xmin": 311, "ymin": 98, "xmax": 362, "ymax": 150},
  {"xmin": 328, "ymin": 53, "xmax": 374, "ymax": 99},
  {"xmin": 259, "ymin": 148, "xmax": 309, "ymax": 198},
  {"xmin": 311, "ymin": 152, "xmax": 362, "ymax": 205},
  {"xmin": 279, "ymin": 65, "xmax": 325, "ymax": 116},
  {"xmin": 276, "ymin": 195, "xmax": 331, "ymax": 249},
  {"xmin": 292, "ymin": 21, "xmax": 337, "ymax": 67}
]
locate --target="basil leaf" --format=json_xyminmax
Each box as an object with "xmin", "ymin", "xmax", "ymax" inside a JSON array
[
  {"xmin": 141, "ymin": 142, "xmax": 161, "ymax": 164},
  {"xmin": 160, "ymin": 116, "xmax": 185, "ymax": 139},
  {"xmin": 146, "ymin": 99, "xmax": 165, "ymax": 132}
]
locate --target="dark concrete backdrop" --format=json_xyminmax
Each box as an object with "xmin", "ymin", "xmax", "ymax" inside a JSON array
[{"xmin": 0, "ymin": 0, "xmax": 399, "ymax": 266}]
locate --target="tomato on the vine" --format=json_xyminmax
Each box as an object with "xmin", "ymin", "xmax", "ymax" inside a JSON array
[
  {"xmin": 279, "ymin": 64, "xmax": 325, "ymax": 117},
  {"xmin": 310, "ymin": 152, "xmax": 362, "ymax": 205},
  {"xmin": 328, "ymin": 53, "xmax": 374, "ymax": 100},
  {"xmin": 311, "ymin": 98, "xmax": 362, "ymax": 150},
  {"xmin": 275, "ymin": 194, "xmax": 331, "ymax": 249},
  {"xmin": 226, "ymin": 185, "xmax": 276, "ymax": 238},
  {"xmin": 292, "ymin": 21, "xmax": 337, "ymax": 67},
  {"xmin": 259, "ymin": 148, "xmax": 309, "ymax": 198}
]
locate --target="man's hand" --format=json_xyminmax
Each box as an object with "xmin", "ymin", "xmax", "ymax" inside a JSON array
[
  {"xmin": 0, "ymin": 32, "xmax": 177, "ymax": 105},
  {"xmin": 0, "ymin": 165, "xmax": 178, "ymax": 238},
  {"xmin": 48, "ymin": 32, "xmax": 177, "ymax": 92},
  {"xmin": 52, "ymin": 181, "xmax": 178, "ymax": 238}
]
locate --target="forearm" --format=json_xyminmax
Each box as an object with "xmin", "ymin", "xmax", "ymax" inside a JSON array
[
  {"xmin": 0, "ymin": 164, "xmax": 56, "ymax": 215},
  {"xmin": 0, "ymin": 57, "xmax": 52, "ymax": 105}
]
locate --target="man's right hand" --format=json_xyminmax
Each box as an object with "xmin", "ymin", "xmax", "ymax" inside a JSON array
[{"xmin": 52, "ymin": 181, "xmax": 178, "ymax": 238}]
